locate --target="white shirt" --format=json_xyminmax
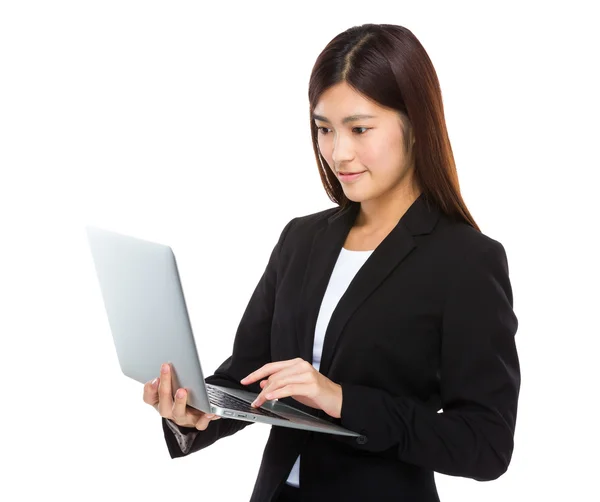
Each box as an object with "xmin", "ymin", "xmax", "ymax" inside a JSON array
[{"xmin": 285, "ymin": 246, "xmax": 374, "ymax": 487}]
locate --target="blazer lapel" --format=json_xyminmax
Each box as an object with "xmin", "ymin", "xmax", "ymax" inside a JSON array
[{"xmin": 295, "ymin": 192, "xmax": 442, "ymax": 377}]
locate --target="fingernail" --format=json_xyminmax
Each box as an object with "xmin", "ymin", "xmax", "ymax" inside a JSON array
[
  {"xmin": 152, "ymin": 378, "xmax": 158, "ymax": 387},
  {"xmin": 161, "ymin": 364, "xmax": 169, "ymax": 373},
  {"xmin": 206, "ymin": 414, "xmax": 215, "ymax": 418},
  {"xmin": 251, "ymin": 400, "xmax": 257, "ymax": 407},
  {"xmin": 176, "ymin": 389, "xmax": 185, "ymax": 398}
]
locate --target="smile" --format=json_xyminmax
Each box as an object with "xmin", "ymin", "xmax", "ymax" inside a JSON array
[{"xmin": 338, "ymin": 171, "xmax": 366, "ymax": 183}]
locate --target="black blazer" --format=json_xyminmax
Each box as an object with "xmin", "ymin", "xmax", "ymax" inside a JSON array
[{"xmin": 162, "ymin": 192, "xmax": 520, "ymax": 502}]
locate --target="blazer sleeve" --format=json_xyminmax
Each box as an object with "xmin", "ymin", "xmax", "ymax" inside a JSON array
[
  {"xmin": 162, "ymin": 217, "xmax": 298, "ymax": 459},
  {"xmin": 336, "ymin": 240, "xmax": 521, "ymax": 481}
]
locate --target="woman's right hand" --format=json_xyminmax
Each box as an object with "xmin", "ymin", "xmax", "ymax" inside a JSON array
[{"xmin": 143, "ymin": 362, "xmax": 221, "ymax": 431}]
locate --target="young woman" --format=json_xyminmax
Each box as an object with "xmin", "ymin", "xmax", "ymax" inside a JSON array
[{"xmin": 143, "ymin": 23, "xmax": 520, "ymax": 502}]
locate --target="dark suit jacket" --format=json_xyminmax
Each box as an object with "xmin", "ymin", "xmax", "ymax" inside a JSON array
[{"xmin": 162, "ymin": 192, "xmax": 521, "ymax": 502}]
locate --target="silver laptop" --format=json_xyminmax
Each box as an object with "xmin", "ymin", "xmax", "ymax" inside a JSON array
[{"xmin": 86, "ymin": 225, "xmax": 361, "ymax": 438}]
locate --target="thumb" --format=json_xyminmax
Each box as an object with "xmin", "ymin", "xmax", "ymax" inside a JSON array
[{"xmin": 144, "ymin": 377, "xmax": 160, "ymax": 407}]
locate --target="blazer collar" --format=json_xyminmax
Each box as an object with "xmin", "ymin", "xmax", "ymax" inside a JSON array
[
  {"xmin": 295, "ymin": 192, "xmax": 442, "ymax": 376},
  {"xmin": 326, "ymin": 191, "xmax": 440, "ymax": 234}
]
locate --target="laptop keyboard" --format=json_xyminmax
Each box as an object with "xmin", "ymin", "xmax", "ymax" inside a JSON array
[{"xmin": 206, "ymin": 384, "xmax": 289, "ymax": 421}]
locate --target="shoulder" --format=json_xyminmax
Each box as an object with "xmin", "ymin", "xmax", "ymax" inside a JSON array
[
  {"xmin": 440, "ymin": 215, "xmax": 504, "ymax": 252},
  {"xmin": 279, "ymin": 205, "xmax": 340, "ymax": 242},
  {"xmin": 292, "ymin": 205, "xmax": 340, "ymax": 227},
  {"xmin": 434, "ymin": 214, "xmax": 511, "ymax": 276}
]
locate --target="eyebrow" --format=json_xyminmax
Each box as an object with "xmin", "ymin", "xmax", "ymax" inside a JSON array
[{"xmin": 312, "ymin": 114, "xmax": 376, "ymax": 124}]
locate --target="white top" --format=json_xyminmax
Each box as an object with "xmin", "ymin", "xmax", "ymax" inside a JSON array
[{"xmin": 285, "ymin": 246, "xmax": 374, "ymax": 487}]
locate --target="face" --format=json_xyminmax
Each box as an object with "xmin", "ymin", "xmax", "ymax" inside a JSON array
[{"xmin": 313, "ymin": 81, "xmax": 417, "ymax": 206}]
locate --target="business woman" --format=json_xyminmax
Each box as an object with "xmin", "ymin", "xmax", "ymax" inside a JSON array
[{"xmin": 143, "ymin": 23, "xmax": 520, "ymax": 501}]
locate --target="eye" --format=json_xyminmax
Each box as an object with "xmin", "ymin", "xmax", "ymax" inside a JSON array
[{"xmin": 317, "ymin": 126, "xmax": 370, "ymax": 135}]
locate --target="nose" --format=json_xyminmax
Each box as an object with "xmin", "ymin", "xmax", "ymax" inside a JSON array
[{"xmin": 331, "ymin": 132, "xmax": 354, "ymax": 166}]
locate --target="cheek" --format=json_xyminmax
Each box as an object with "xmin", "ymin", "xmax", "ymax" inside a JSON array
[
  {"xmin": 368, "ymin": 136, "xmax": 405, "ymax": 173},
  {"xmin": 352, "ymin": 137, "xmax": 391, "ymax": 172},
  {"xmin": 318, "ymin": 140, "xmax": 334, "ymax": 168},
  {"xmin": 318, "ymin": 135, "xmax": 399, "ymax": 172},
  {"xmin": 357, "ymin": 143, "xmax": 383, "ymax": 167}
]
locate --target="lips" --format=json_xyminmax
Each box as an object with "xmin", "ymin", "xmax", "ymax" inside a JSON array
[{"xmin": 337, "ymin": 170, "xmax": 366, "ymax": 184}]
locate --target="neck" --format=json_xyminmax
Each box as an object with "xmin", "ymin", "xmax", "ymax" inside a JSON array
[{"xmin": 355, "ymin": 184, "xmax": 422, "ymax": 231}]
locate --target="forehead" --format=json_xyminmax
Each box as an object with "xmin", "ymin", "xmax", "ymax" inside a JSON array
[{"xmin": 313, "ymin": 82, "xmax": 388, "ymax": 118}]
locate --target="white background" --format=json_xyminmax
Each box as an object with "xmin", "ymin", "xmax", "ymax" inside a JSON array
[{"xmin": 1, "ymin": 1, "xmax": 598, "ymax": 500}]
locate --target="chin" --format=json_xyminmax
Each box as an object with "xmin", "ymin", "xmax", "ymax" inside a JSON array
[{"xmin": 343, "ymin": 191, "xmax": 371, "ymax": 204}]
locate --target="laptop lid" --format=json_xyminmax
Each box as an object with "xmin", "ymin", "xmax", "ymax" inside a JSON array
[{"xmin": 85, "ymin": 225, "xmax": 212, "ymax": 412}]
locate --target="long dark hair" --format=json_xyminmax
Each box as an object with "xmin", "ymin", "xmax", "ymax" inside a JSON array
[{"xmin": 308, "ymin": 23, "xmax": 480, "ymax": 231}]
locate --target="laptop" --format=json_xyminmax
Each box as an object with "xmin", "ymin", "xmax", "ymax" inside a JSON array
[{"xmin": 86, "ymin": 225, "xmax": 361, "ymax": 438}]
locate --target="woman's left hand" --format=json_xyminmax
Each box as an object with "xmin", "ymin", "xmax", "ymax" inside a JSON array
[{"xmin": 240, "ymin": 358, "xmax": 343, "ymax": 419}]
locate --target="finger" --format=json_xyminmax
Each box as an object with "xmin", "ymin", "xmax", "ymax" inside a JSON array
[
  {"xmin": 143, "ymin": 377, "xmax": 160, "ymax": 406},
  {"xmin": 265, "ymin": 371, "xmax": 311, "ymax": 395},
  {"xmin": 259, "ymin": 384, "xmax": 299, "ymax": 402},
  {"xmin": 252, "ymin": 373, "xmax": 309, "ymax": 408},
  {"xmin": 253, "ymin": 365, "xmax": 311, "ymax": 407},
  {"xmin": 240, "ymin": 358, "xmax": 301, "ymax": 385},
  {"xmin": 251, "ymin": 392, "xmax": 268, "ymax": 409},
  {"xmin": 157, "ymin": 363, "xmax": 174, "ymax": 417},
  {"xmin": 172, "ymin": 387, "xmax": 188, "ymax": 423}
]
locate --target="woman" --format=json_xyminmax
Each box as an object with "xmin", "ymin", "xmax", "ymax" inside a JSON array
[{"xmin": 143, "ymin": 23, "xmax": 520, "ymax": 502}]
